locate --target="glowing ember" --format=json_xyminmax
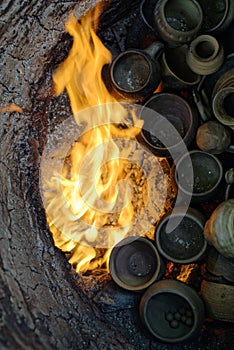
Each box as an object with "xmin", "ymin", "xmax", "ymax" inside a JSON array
[{"xmin": 40, "ymin": 6, "xmax": 173, "ymax": 274}]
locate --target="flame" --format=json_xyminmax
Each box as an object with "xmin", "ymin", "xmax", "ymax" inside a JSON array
[
  {"xmin": 176, "ymin": 264, "xmax": 197, "ymax": 283},
  {"xmin": 0, "ymin": 103, "xmax": 23, "ymax": 114},
  {"xmin": 42, "ymin": 5, "xmax": 170, "ymax": 274},
  {"xmin": 45, "ymin": 6, "xmax": 146, "ymax": 274}
]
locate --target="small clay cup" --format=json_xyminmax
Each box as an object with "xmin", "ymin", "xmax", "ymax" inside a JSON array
[
  {"xmin": 140, "ymin": 279, "xmax": 205, "ymax": 343},
  {"xmin": 186, "ymin": 35, "xmax": 224, "ymax": 76},
  {"xmin": 175, "ymin": 150, "xmax": 223, "ymax": 203},
  {"xmin": 155, "ymin": 207, "xmax": 207, "ymax": 264},
  {"xmin": 138, "ymin": 93, "xmax": 198, "ymax": 158},
  {"xmin": 110, "ymin": 41, "xmax": 163, "ymax": 101},
  {"xmin": 153, "ymin": 0, "xmax": 203, "ymax": 47},
  {"xmin": 161, "ymin": 45, "xmax": 201, "ymax": 90},
  {"xmin": 109, "ymin": 236, "xmax": 163, "ymax": 291}
]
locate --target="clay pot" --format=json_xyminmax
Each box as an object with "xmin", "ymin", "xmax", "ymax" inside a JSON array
[
  {"xmin": 161, "ymin": 45, "xmax": 201, "ymax": 90},
  {"xmin": 204, "ymin": 199, "xmax": 234, "ymax": 259},
  {"xmin": 201, "ymin": 280, "xmax": 234, "ymax": 322},
  {"xmin": 225, "ymin": 168, "xmax": 234, "ymax": 201},
  {"xmin": 197, "ymin": 0, "xmax": 234, "ymax": 34},
  {"xmin": 155, "ymin": 207, "xmax": 207, "ymax": 264},
  {"xmin": 206, "ymin": 247, "xmax": 234, "ymax": 283},
  {"xmin": 138, "ymin": 93, "xmax": 198, "ymax": 158},
  {"xmin": 109, "ymin": 236, "xmax": 163, "ymax": 291},
  {"xmin": 110, "ymin": 41, "xmax": 163, "ymax": 102},
  {"xmin": 153, "ymin": 0, "xmax": 203, "ymax": 47},
  {"xmin": 140, "ymin": 279, "xmax": 205, "ymax": 342},
  {"xmin": 140, "ymin": 0, "xmax": 159, "ymax": 31},
  {"xmin": 186, "ymin": 35, "xmax": 224, "ymax": 76},
  {"xmin": 212, "ymin": 87, "xmax": 234, "ymax": 130},
  {"xmin": 175, "ymin": 150, "xmax": 223, "ymax": 203},
  {"xmin": 196, "ymin": 120, "xmax": 232, "ymax": 154}
]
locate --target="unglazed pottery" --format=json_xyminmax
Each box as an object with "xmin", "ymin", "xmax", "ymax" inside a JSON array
[
  {"xmin": 186, "ymin": 35, "xmax": 224, "ymax": 75},
  {"xmin": 161, "ymin": 45, "xmax": 201, "ymax": 90},
  {"xmin": 109, "ymin": 236, "xmax": 163, "ymax": 291},
  {"xmin": 204, "ymin": 199, "xmax": 234, "ymax": 258},
  {"xmin": 155, "ymin": 207, "xmax": 207, "ymax": 264},
  {"xmin": 138, "ymin": 92, "xmax": 198, "ymax": 157},
  {"xmin": 110, "ymin": 41, "xmax": 163, "ymax": 101},
  {"xmin": 201, "ymin": 280, "xmax": 234, "ymax": 322},
  {"xmin": 153, "ymin": 0, "xmax": 203, "ymax": 46},
  {"xmin": 140, "ymin": 279, "xmax": 205, "ymax": 342},
  {"xmin": 197, "ymin": 0, "xmax": 234, "ymax": 34},
  {"xmin": 175, "ymin": 150, "xmax": 223, "ymax": 203}
]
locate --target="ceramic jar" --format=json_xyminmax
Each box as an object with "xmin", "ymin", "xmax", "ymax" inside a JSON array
[
  {"xmin": 138, "ymin": 93, "xmax": 198, "ymax": 158},
  {"xmin": 201, "ymin": 280, "xmax": 234, "ymax": 322},
  {"xmin": 212, "ymin": 87, "xmax": 234, "ymax": 130},
  {"xmin": 110, "ymin": 41, "xmax": 163, "ymax": 101},
  {"xmin": 155, "ymin": 207, "xmax": 207, "ymax": 264},
  {"xmin": 175, "ymin": 150, "xmax": 223, "ymax": 203},
  {"xmin": 197, "ymin": 0, "xmax": 234, "ymax": 34},
  {"xmin": 161, "ymin": 45, "xmax": 201, "ymax": 90},
  {"xmin": 204, "ymin": 199, "xmax": 234, "ymax": 259},
  {"xmin": 153, "ymin": 0, "xmax": 203, "ymax": 47},
  {"xmin": 140, "ymin": 279, "xmax": 205, "ymax": 342},
  {"xmin": 206, "ymin": 247, "xmax": 234, "ymax": 283},
  {"xmin": 186, "ymin": 35, "xmax": 224, "ymax": 75},
  {"xmin": 109, "ymin": 236, "xmax": 164, "ymax": 291}
]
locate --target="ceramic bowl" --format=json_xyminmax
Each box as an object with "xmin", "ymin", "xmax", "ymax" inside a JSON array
[
  {"xmin": 155, "ymin": 207, "xmax": 207, "ymax": 264},
  {"xmin": 140, "ymin": 279, "xmax": 205, "ymax": 343},
  {"xmin": 175, "ymin": 150, "xmax": 223, "ymax": 203},
  {"xmin": 138, "ymin": 93, "xmax": 198, "ymax": 158},
  {"xmin": 109, "ymin": 236, "xmax": 163, "ymax": 291}
]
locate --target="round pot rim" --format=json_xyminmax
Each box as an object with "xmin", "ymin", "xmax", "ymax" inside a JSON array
[
  {"xmin": 109, "ymin": 236, "xmax": 161, "ymax": 291},
  {"xmin": 110, "ymin": 50, "xmax": 153, "ymax": 94},
  {"xmin": 155, "ymin": 207, "xmax": 207, "ymax": 263},
  {"xmin": 140, "ymin": 279, "xmax": 204, "ymax": 342},
  {"xmin": 155, "ymin": 0, "xmax": 203, "ymax": 35},
  {"xmin": 175, "ymin": 150, "xmax": 223, "ymax": 197},
  {"xmin": 189, "ymin": 34, "xmax": 220, "ymax": 62},
  {"xmin": 140, "ymin": 93, "xmax": 196, "ymax": 153}
]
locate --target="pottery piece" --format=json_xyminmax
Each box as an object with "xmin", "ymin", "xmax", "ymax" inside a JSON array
[
  {"xmin": 140, "ymin": 0, "xmax": 159, "ymax": 31},
  {"xmin": 110, "ymin": 41, "xmax": 163, "ymax": 101},
  {"xmin": 197, "ymin": 0, "xmax": 234, "ymax": 34},
  {"xmin": 204, "ymin": 199, "xmax": 234, "ymax": 258},
  {"xmin": 212, "ymin": 86, "xmax": 234, "ymax": 130},
  {"xmin": 138, "ymin": 93, "xmax": 198, "ymax": 158},
  {"xmin": 140, "ymin": 279, "xmax": 205, "ymax": 342},
  {"xmin": 225, "ymin": 168, "xmax": 234, "ymax": 200},
  {"xmin": 175, "ymin": 150, "xmax": 223, "ymax": 203},
  {"xmin": 196, "ymin": 53, "xmax": 234, "ymax": 122},
  {"xmin": 196, "ymin": 120, "xmax": 232, "ymax": 154},
  {"xmin": 153, "ymin": 0, "xmax": 203, "ymax": 47},
  {"xmin": 201, "ymin": 280, "xmax": 234, "ymax": 322},
  {"xmin": 161, "ymin": 45, "xmax": 201, "ymax": 90},
  {"xmin": 155, "ymin": 207, "xmax": 207, "ymax": 264},
  {"xmin": 186, "ymin": 35, "xmax": 224, "ymax": 76},
  {"xmin": 109, "ymin": 236, "xmax": 163, "ymax": 291},
  {"xmin": 206, "ymin": 247, "xmax": 234, "ymax": 283}
]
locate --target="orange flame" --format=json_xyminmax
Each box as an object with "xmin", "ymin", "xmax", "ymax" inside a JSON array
[
  {"xmin": 43, "ymin": 6, "xmax": 169, "ymax": 274},
  {"xmin": 45, "ymin": 7, "xmax": 145, "ymax": 273}
]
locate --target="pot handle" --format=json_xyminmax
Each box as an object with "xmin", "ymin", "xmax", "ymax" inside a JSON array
[{"xmin": 144, "ymin": 41, "xmax": 164, "ymax": 61}]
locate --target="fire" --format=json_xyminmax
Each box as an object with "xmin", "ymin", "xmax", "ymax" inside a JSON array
[{"xmin": 42, "ymin": 5, "xmax": 170, "ymax": 274}]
